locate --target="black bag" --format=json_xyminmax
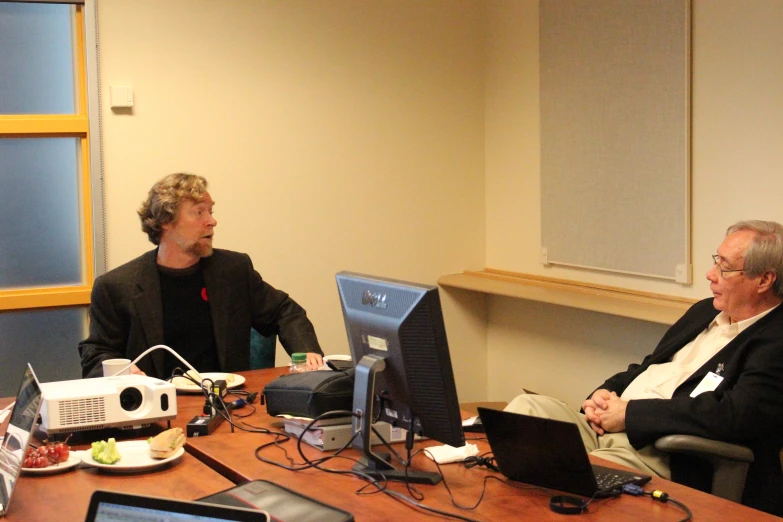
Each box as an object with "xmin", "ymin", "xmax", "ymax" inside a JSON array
[{"xmin": 263, "ymin": 369, "xmax": 354, "ymax": 419}]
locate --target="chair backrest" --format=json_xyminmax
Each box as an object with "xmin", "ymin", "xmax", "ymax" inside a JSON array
[{"xmin": 249, "ymin": 328, "xmax": 277, "ymax": 369}]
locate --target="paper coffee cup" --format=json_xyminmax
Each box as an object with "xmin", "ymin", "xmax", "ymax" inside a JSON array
[{"xmin": 102, "ymin": 358, "xmax": 131, "ymax": 377}]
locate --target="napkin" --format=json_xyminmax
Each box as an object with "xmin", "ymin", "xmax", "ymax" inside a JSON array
[{"xmin": 423, "ymin": 443, "xmax": 479, "ymax": 464}]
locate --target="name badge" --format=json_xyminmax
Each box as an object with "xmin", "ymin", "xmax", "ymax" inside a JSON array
[{"xmin": 690, "ymin": 372, "xmax": 724, "ymax": 398}]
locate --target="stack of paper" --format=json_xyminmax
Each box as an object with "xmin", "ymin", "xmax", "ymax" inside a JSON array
[{"xmin": 283, "ymin": 421, "xmax": 328, "ymax": 447}]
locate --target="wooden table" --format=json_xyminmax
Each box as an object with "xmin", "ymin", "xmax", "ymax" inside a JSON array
[
  {"xmin": 182, "ymin": 368, "xmax": 781, "ymax": 522},
  {"xmin": 2, "ymin": 453, "xmax": 234, "ymax": 520},
  {"xmin": 3, "ymin": 370, "xmax": 780, "ymax": 521},
  {"xmin": 1, "ymin": 389, "xmax": 234, "ymax": 520}
]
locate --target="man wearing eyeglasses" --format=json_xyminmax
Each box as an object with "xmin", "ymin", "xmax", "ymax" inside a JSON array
[{"xmin": 506, "ymin": 220, "xmax": 783, "ymax": 515}]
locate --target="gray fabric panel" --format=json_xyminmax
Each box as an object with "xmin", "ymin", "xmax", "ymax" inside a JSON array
[{"xmin": 540, "ymin": 0, "xmax": 690, "ymax": 280}]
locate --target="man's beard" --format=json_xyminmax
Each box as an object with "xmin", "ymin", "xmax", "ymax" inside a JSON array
[
  {"xmin": 174, "ymin": 232, "xmax": 214, "ymax": 258},
  {"xmin": 187, "ymin": 240, "xmax": 213, "ymax": 258}
]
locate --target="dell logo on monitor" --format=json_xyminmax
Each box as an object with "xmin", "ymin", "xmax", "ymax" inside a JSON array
[{"xmin": 362, "ymin": 290, "xmax": 388, "ymax": 308}]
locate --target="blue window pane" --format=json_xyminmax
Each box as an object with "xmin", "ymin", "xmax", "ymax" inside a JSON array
[
  {"xmin": 0, "ymin": 307, "xmax": 86, "ymax": 397},
  {"xmin": 0, "ymin": 3, "xmax": 76, "ymax": 114},
  {"xmin": 0, "ymin": 138, "xmax": 82, "ymax": 288}
]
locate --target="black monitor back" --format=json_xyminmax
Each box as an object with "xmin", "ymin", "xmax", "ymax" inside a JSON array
[{"xmin": 336, "ymin": 272, "xmax": 464, "ymax": 448}]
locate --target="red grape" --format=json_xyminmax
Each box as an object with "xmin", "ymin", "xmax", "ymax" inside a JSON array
[
  {"xmin": 23, "ymin": 439, "xmax": 72, "ymax": 468},
  {"xmin": 54, "ymin": 442, "xmax": 69, "ymax": 462}
]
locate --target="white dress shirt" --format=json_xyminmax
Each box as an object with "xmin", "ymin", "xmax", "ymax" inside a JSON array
[{"xmin": 621, "ymin": 305, "xmax": 778, "ymax": 401}]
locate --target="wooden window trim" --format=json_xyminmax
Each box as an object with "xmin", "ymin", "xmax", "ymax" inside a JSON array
[{"xmin": 0, "ymin": 4, "xmax": 94, "ymax": 312}]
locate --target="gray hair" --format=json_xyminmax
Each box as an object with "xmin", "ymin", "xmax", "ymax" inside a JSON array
[
  {"xmin": 726, "ymin": 220, "xmax": 783, "ymax": 298},
  {"xmin": 137, "ymin": 173, "xmax": 209, "ymax": 245}
]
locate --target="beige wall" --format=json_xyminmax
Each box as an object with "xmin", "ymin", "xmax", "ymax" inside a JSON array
[
  {"xmin": 96, "ymin": 0, "xmax": 783, "ymax": 409},
  {"xmin": 485, "ymin": 0, "xmax": 783, "ymax": 408},
  {"xmin": 96, "ymin": 0, "xmax": 488, "ymax": 401}
]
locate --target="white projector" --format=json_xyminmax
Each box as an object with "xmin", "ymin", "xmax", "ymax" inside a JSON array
[{"xmin": 39, "ymin": 374, "xmax": 177, "ymax": 435}]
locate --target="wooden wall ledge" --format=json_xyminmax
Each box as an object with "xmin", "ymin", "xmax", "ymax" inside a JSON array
[{"xmin": 438, "ymin": 268, "xmax": 698, "ymax": 325}]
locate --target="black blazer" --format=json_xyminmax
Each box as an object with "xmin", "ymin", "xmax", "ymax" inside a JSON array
[
  {"xmin": 79, "ymin": 249, "xmax": 322, "ymax": 379},
  {"xmin": 594, "ymin": 298, "xmax": 783, "ymax": 515}
]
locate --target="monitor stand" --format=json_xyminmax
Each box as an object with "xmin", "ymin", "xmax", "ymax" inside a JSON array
[{"xmin": 351, "ymin": 355, "xmax": 441, "ymax": 485}]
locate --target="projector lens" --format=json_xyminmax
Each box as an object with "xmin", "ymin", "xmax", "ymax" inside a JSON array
[{"xmin": 119, "ymin": 387, "xmax": 143, "ymax": 411}]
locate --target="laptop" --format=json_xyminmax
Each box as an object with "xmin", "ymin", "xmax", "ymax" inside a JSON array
[
  {"xmin": 0, "ymin": 364, "xmax": 44, "ymax": 517},
  {"xmin": 84, "ymin": 490, "xmax": 269, "ymax": 522},
  {"xmin": 198, "ymin": 480, "xmax": 354, "ymax": 522},
  {"xmin": 477, "ymin": 407, "xmax": 651, "ymax": 498}
]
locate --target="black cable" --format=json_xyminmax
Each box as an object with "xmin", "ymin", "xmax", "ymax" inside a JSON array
[
  {"xmin": 380, "ymin": 489, "xmax": 481, "ymax": 522},
  {"xmin": 649, "ymin": 489, "xmax": 692, "ymax": 522},
  {"xmin": 622, "ymin": 485, "xmax": 692, "ymax": 522},
  {"xmin": 462, "ymin": 452, "xmax": 499, "ymax": 472},
  {"xmin": 667, "ymin": 498, "xmax": 693, "ymax": 522},
  {"xmin": 169, "ymin": 368, "xmax": 257, "ymax": 428},
  {"xmin": 221, "ymin": 390, "xmax": 258, "ymax": 417},
  {"xmin": 251, "ymin": 415, "xmax": 639, "ymax": 522},
  {"xmin": 420, "ymin": 448, "xmax": 553, "ymax": 512},
  {"xmin": 255, "ymin": 409, "xmax": 600, "ymax": 522},
  {"xmin": 226, "ymin": 390, "xmax": 258, "ymax": 404},
  {"xmin": 253, "ymin": 410, "xmax": 364, "ymax": 474},
  {"xmin": 251, "ymin": 410, "xmax": 483, "ymax": 521},
  {"xmin": 168, "ymin": 367, "xmax": 206, "ymax": 395}
]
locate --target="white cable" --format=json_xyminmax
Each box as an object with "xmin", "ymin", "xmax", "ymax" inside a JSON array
[{"xmin": 116, "ymin": 344, "xmax": 197, "ymax": 377}]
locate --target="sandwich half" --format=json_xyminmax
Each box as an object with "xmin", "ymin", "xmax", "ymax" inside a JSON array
[{"xmin": 149, "ymin": 427, "xmax": 185, "ymax": 459}]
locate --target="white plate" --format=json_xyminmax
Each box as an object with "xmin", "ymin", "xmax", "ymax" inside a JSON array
[
  {"xmin": 22, "ymin": 453, "xmax": 81, "ymax": 475},
  {"xmin": 323, "ymin": 355, "xmax": 352, "ymax": 362},
  {"xmin": 79, "ymin": 440, "xmax": 184, "ymax": 472},
  {"xmin": 172, "ymin": 372, "xmax": 246, "ymax": 394},
  {"xmin": 320, "ymin": 354, "xmax": 353, "ymax": 371}
]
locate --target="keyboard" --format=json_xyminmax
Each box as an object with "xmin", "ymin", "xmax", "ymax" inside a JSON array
[{"xmin": 592, "ymin": 464, "xmax": 651, "ymax": 494}]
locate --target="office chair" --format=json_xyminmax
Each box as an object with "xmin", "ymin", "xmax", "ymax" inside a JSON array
[
  {"xmin": 654, "ymin": 434, "xmax": 754, "ymax": 503},
  {"xmin": 249, "ymin": 328, "xmax": 277, "ymax": 369}
]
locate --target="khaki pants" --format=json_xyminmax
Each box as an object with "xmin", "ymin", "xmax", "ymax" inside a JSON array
[{"xmin": 504, "ymin": 393, "xmax": 671, "ymax": 479}]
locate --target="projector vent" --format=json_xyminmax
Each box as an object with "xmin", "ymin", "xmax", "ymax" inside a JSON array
[{"xmin": 58, "ymin": 397, "xmax": 107, "ymax": 426}]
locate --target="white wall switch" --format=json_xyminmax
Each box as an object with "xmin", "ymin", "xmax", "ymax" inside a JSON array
[{"xmin": 110, "ymin": 86, "xmax": 134, "ymax": 108}]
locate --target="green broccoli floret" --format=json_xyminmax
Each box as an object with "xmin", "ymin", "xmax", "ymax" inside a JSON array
[{"xmin": 91, "ymin": 438, "xmax": 121, "ymax": 464}]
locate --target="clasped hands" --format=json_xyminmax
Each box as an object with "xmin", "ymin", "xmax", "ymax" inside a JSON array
[{"xmin": 582, "ymin": 389, "xmax": 628, "ymax": 435}]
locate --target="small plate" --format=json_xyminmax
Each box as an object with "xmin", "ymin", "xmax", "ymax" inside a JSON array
[
  {"xmin": 22, "ymin": 453, "xmax": 81, "ymax": 475},
  {"xmin": 321, "ymin": 355, "xmax": 353, "ymax": 371},
  {"xmin": 80, "ymin": 440, "xmax": 184, "ymax": 472},
  {"xmin": 323, "ymin": 355, "xmax": 352, "ymax": 362},
  {"xmin": 172, "ymin": 372, "xmax": 246, "ymax": 394}
]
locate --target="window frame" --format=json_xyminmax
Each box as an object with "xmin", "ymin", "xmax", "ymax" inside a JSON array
[{"xmin": 0, "ymin": 1, "xmax": 103, "ymax": 311}]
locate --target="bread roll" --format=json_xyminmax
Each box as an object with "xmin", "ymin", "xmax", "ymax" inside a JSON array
[{"xmin": 149, "ymin": 427, "xmax": 185, "ymax": 459}]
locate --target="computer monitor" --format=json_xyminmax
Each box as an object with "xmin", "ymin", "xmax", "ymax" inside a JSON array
[{"xmin": 335, "ymin": 272, "xmax": 465, "ymax": 484}]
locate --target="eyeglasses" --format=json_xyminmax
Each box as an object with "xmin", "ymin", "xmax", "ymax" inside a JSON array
[{"xmin": 711, "ymin": 254, "xmax": 745, "ymax": 278}]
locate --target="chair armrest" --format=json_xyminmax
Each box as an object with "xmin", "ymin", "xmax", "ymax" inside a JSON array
[
  {"xmin": 655, "ymin": 435, "xmax": 753, "ymax": 502},
  {"xmin": 654, "ymin": 435, "xmax": 754, "ymax": 462}
]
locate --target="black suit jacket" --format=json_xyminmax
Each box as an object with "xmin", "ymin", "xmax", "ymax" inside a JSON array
[
  {"xmin": 593, "ymin": 298, "xmax": 783, "ymax": 514},
  {"xmin": 79, "ymin": 249, "xmax": 322, "ymax": 379}
]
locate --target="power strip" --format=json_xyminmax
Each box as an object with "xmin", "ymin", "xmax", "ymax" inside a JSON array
[{"xmin": 187, "ymin": 413, "xmax": 224, "ymax": 437}]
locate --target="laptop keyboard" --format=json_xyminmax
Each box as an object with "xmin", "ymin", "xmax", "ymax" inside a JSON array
[{"xmin": 595, "ymin": 470, "xmax": 637, "ymax": 492}]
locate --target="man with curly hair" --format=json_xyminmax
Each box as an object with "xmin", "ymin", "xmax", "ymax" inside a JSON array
[{"xmin": 79, "ymin": 173, "xmax": 323, "ymax": 379}]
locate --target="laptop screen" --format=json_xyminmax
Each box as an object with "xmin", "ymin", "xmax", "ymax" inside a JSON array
[
  {"xmin": 0, "ymin": 364, "xmax": 43, "ymax": 515},
  {"xmin": 93, "ymin": 502, "xmax": 256, "ymax": 522},
  {"xmin": 85, "ymin": 491, "xmax": 269, "ymax": 522}
]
